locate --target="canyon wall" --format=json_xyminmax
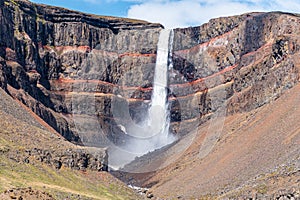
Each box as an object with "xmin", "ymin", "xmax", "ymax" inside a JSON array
[
  {"xmin": 0, "ymin": 0, "xmax": 162, "ymax": 146},
  {"xmin": 170, "ymin": 12, "xmax": 300, "ymax": 135},
  {"xmin": 0, "ymin": 0, "xmax": 300, "ymax": 147}
]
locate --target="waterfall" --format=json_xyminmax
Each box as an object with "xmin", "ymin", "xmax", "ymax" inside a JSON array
[
  {"xmin": 148, "ymin": 29, "xmax": 174, "ymax": 142},
  {"xmin": 108, "ymin": 29, "xmax": 175, "ymax": 169}
]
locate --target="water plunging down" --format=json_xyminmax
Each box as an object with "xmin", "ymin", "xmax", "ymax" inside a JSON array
[
  {"xmin": 109, "ymin": 29, "xmax": 176, "ymax": 169},
  {"xmin": 148, "ymin": 29, "xmax": 174, "ymax": 142}
]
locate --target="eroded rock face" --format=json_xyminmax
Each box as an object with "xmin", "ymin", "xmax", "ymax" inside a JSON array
[
  {"xmin": 8, "ymin": 147, "xmax": 108, "ymax": 171},
  {"xmin": 0, "ymin": 0, "xmax": 299, "ymax": 146},
  {"xmin": 0, "ymin": 0, "xmax": 162, "ymax": 144},
  {"xmin": 0, "ymin": 86, "xmax": 108, "ymax": 172},
  {"xmin": 0, "ymin": 59, "xmax": 7, "ymax": 89},
  {"xmin": 169, "ymin": 12, "xmax": 300, "ymax": 135}
]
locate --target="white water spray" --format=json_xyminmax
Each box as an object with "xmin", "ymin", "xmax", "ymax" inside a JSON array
[
  {"xmin": 109, "ymin": 29, "xmax": 176, "ymax": 169},
  {"xmin": 148, "ymin": 29, "xmax": 173, "ymax": 140}
]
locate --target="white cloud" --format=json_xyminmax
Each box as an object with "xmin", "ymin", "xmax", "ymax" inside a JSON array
[{"xmin": 126, "ymin": 0, "xmax": 300, "ymax": 28}]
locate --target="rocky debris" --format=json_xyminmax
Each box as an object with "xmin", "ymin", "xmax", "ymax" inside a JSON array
[
  {"xmin": 220, "ymin": 157, "xmax": 300, "ymax": 199},
  {"xmin": 0, "ymin": 88, "xmax": 44, "ymax": 129},
  {"xmin": 128, "ymin": 185, "xmax": 149, "ymax": 194},
  {"xmin": 273, "ymin": 189, "xmax": 300, "ymax": 200},
  {"xmin": 0, "ymin": 188, "xmax": 55, "ymax": 200},
  {"xmin": 6, "ymin": 147, "xmax": 108, "ymax": 171},
  {"xmin": 226, "ymin": 187, "xmax": 300, "ymax": 200},
  {"xmin": 146, "ymin": 192, "xmax": 154, "ymax": 199},
  {"xmin": 128, "ymin": 185, "xmax": 155, "ymax": 199}
]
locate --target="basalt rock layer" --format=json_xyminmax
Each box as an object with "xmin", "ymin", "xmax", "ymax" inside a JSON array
[
  {"xmin": 0, "ymin": 0, "xmax": 300, "ymax": 149},
  {"xmin": 0, "ymin": 0, "xmax": 162, "ymax": 145},
  {"xmin": 169, "ymin": 12, "xmax": 300, "ymax": 135}
]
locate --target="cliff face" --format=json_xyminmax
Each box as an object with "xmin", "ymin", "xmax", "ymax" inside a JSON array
[
  {"xmin": 0, "ymin": 0, "xmax": 300, "ymax": 148},
  {"xmin": 0, "ymin": 0, "xmax": 163, "ymax": 145},
  {"xmin": 169, "ymin": 12, "xmax": 300, "ymax": 135}
]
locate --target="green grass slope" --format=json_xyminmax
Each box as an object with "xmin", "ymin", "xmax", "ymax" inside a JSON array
[{"xmin": 0, "ymin": 88, "xmax": 141, "ymax": 200}]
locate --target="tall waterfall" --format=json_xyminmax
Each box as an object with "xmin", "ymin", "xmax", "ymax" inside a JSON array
[
  {"xmin": 148, "ymin": 29, "xmax": 174, "ymax": 142},
  {"xmin": 108, "ymin": 29, "xmax": 175, "ymax": 169}
]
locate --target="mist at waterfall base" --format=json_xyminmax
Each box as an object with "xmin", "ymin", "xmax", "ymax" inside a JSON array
[{"xmin": 108, "ymin": 29, "xmax": 177, "ymax": 170}]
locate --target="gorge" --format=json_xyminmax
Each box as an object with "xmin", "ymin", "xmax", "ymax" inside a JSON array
[
  {"xmin": 0, "ymin": 0, "xmax": 299, "ymax": 199},
  {"xmin": 108, "ymin": 29, "xmax": 176, "ymax": 168}
]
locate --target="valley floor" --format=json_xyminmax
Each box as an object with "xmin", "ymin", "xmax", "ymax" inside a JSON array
[
  {"xmin": 0, "ymin": 83, "xmax": 299, "ymax": 200},
  {"xmin": 117, "ymin": 83, "xmax": 300, "ymax": 199}
]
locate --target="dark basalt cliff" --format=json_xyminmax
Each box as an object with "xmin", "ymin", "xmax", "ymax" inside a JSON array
[
  {"xmin": 170, "ymin": 12, "xmax": 300, "ymax": 135},
  {"xmin": 0, "ymin": 0, "xmax": 163, "ymax": 145},
  {"xmin": 0, "ymin": 0, "xmax": 300, "ymax": 149}
]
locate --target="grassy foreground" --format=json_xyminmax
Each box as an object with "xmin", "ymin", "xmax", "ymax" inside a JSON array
[
  {"xmin": 0, "ymin": 88, "xmax": 140, "ymax": 200},
  {"xmin": 0, "ymin": 154, "xmax": 137, "ymax": 200}
]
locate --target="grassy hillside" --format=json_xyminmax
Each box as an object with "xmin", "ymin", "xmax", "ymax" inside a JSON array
[{"xmin": 0, "ymin": 88, "xmax": 141, "ymax": 200}]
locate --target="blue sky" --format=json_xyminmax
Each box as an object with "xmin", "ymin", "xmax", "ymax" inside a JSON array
[
  {"xmin": 30, "ymin": 0, "xmax": 300, "ymax": 28},
  {"xmin": 30, "ymin": 0, "xmax": 135, "ymax": 17}
]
